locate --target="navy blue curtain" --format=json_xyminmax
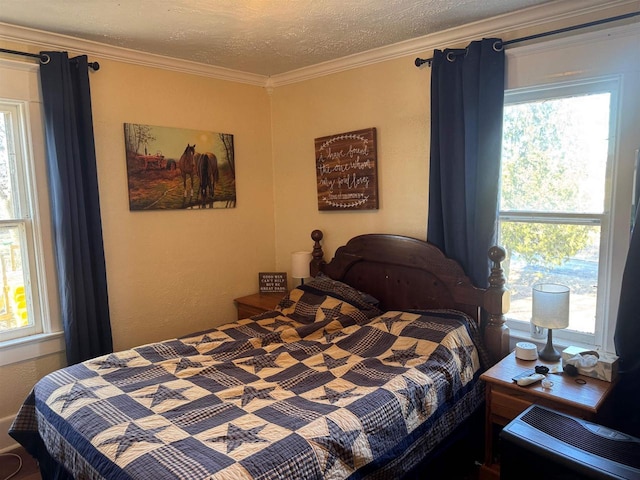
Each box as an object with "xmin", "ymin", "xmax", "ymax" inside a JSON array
[
  {"xmin": 427, "ymin": 39, "xmax": 505, "ymax": 287},
  {"xmin": 612, "ymin": 205, "xmax": 640, "ymax": 437},
  {"xmin": 39, "ymin": 51, "xmax": 112, "ymax": 365}
]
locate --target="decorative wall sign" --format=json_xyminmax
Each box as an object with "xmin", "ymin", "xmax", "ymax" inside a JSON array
[
  {"xmin": 259, "ymin": 272, "xmax": 288, "ymax": 293},
  {"xmin": 315, "ymin": 127, "xmax": 378, "ymax": 210},
  {"xmin": 124, "ymin": 123, "xmax": 236, "ymax": 210}
]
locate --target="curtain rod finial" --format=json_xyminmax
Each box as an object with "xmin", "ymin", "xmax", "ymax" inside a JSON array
[{"xmin": 414, "ymin": 57, "xmax": 432, "ymax": 68}]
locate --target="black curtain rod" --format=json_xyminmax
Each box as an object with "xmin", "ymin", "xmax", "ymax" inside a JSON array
[
  {"xmin": 0, "ymin": 47, "xmax": 100, "ymax": 70},
  {"xmin": 415, "ymin": 10, "xmax": 640, "ymax": 67}
]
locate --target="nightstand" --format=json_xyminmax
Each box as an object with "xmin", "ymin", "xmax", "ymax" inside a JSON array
[
  {"xmin": 479, "ymin": 351, "xmax": 616, "ymax": 480},
  {"xmin": 234, "ymin": 292, "xmax": 284, "ymax": 320}
]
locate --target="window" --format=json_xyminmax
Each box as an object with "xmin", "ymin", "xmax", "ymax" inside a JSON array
[
  {"xmin": 499, "ymin": 81, "xmax": 615, "ymax": 346},
  {"xmin": 500, "ymin": 23, "xmax": 640, "ymax": 352},
  {"xmin": 0, "ymin": 101, "xmax": 42, "ymax": 341},
  {"xmin": 0, "ymin": 59, "xmax": 62, "ymax": 365}
]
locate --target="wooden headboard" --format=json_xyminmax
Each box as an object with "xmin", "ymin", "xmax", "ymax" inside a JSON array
[{"xmin": 309, "ymin": 230, "xmax": 510, "ymax": 364}]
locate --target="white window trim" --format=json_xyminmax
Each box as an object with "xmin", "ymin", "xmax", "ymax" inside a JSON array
[
  {"xmin": 503, "ymin": 23, "xmax": 640, "ymax": 354},
  {"xmin": 501, "ymin": 77, "xmax": 617, "ymax": 349},
  {"xmin": 0, "ymin": 58, "xmax": 63, "ymax": 365},
  {"xmin": 0, "ymin": 331, "xmax": 65, "ymax": 366}
]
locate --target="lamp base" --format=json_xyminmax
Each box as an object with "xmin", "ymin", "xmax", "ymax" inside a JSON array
[{"xmin": 538, "ymin": 328, "xmax": 562, "ymax": 362}]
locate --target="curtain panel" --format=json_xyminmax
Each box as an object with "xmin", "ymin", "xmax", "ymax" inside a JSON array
[
  {"xmin": 427, "ymin": 39, "xmax": 505, "ymax": 288},
  {"xmin": 613, "ymin": 205, "xmax": 640, "ymax": 437},
  {"xmin": 39, "ymin": 51, "xmax": 112, "ymax": 365}
]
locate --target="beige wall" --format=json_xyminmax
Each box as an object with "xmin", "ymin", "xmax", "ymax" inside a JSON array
[
  {"xmin": 271, "ymin": 58, "xmax": 431, "ymax": 270},
  {"xmin": 90, "ymin": 60, "xmax": 274, "ymax": 350},
  {"xmin": 0, "ymin": 46, "xmax": 275, "ymax": 433}
]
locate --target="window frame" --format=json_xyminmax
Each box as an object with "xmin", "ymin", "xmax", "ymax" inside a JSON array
[
  {"xmin": 501, "ymin": 23, "xmax": 640, "ymax": 354},
  {"xmin": 0, "ymin": 101, "xmax": 43, "ymax": 341},
  {"xmin": 500, "ymin": 79, "xmax": 618, "ymax": 348},
  {"xmin": 0, "ymin": 58, "xmax": 63, "ymax": 366}
]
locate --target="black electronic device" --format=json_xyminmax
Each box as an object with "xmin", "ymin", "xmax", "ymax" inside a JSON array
[{"xmin": 500, "ymin": 405, "xmax": 640, "ymax": 479}]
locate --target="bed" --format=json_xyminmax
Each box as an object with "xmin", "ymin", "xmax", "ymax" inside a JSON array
[{"xmin": 10, "ymin": 230, "xmax": 509, "ymax": 479}]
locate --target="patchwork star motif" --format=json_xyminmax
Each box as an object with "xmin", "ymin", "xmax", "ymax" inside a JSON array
[
  {"xmin": 174, "ymin": 357, "xmax": 204, "ymax": 373},
  {"xmin": 384, "ymin": 342, "xmax": 421, "ymax": 366},
  {"xmin": 136, "ymin": 384, "xmax": 191, "ymax": 408},
  {"xmin": 98, "ymin": 423, "xmax": 167, "ymax": 459},
  {"xmin": 207, "ymin": 423, "xmax": 268, "ymax": 453},
  {"xmin": 92, "ymin": 354, "xmax": 137, "ymax": 370},
  {"xmin": 314, "ymin": 386, "xmax": 360, "ymax": 404},
  {"xmin": 312, "ymin": 417, "xmax": 361, "ymax": 472},
  {"xmin": 423, "ymin": 352, "xmax": 457, "ymax": 402},
  {"xmin": 322, "ymin": 328, "xmax": 346, "ymax": 343},
  {"xmin": 381, "ymin": 312, "xmax": 404, "ymax": 332},
  {"xmin": 452, "ymin": 344, "xmax": 475, "ymax": 374},
  {"xmin": 52, "ymin": 383, "xmax": 102, "ymax": 412},
  {"xmin": 238, "ymin": 354, "xmax": 281, "ymax": 373},
  {"xmin": 229, "ymin": 385, "xmax": 276, "ymax": 407},
  {"xmin": 319, "ymin": 303, "xmax": 345, "ymax": 321},
  {"xmin": 192, "ymin": 334, "xmax": 228, "ymax": 346},
  {"xmin": 314, "ymin": 353, "xmax": 349, "ymax": 370},
  {"xmin": 398, "ymin": 376, "xmax": 429, "ymax": 417}
]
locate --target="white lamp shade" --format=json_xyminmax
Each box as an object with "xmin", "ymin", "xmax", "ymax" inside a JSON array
[
  {"xmin": 291, "ymin": 251, "xmax": 312, "ymax": 279},
  {"xmin": 531, "ymin": 283, "xmax": 570, "ymax": 329}
]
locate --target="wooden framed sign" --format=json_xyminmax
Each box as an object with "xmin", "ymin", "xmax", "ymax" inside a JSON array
[
  {"xmin": 315, "ymin": 127, "xmax": 378, "ymax": 210},
  {"xmin": 258, "ymin": 272, "xmax": 288, "ymax": 293}
]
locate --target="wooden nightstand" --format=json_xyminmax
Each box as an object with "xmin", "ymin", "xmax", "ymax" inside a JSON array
[
  {"xmin": 479, "ymin": 351, "xmax": 616, "ymax": 480},
  {"xmin": 234, "ymin": 292, "xmax": 285, "ymax": 320}
]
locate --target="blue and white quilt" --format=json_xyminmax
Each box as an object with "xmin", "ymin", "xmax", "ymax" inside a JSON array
[{"xmin": 10, "ymin": 283, "xmax": 487, "ymax": 480}]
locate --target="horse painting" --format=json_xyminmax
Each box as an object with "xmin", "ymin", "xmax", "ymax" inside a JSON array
[
  {"xmin": 178, "ymin": 144, "xmax": 196, "ymax": 199},
  {"xmin": 195, "ymin": 152, "xmax": 219, "ymax": 207}
]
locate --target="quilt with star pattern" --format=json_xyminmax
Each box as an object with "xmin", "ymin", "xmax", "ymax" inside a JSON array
[{"xmin": 10, "ymin": 284, "xmax": 488, "ymax": 480}]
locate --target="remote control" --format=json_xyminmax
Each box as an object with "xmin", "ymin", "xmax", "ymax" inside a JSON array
[{"xmin": 516, "ymin": 373, "xmax": 545, "ymax": 386}]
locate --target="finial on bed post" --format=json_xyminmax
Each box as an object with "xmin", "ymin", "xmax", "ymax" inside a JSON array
[
  {"xmin": 310, "ymin": 230, "xmax": 325, "ymax": 277},
  {"xmin": 484, "ymin": 246, "xmax": 510, "ymax": 364}
]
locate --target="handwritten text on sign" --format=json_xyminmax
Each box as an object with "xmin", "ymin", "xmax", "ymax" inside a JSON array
[{"xmin": 315, "ymin": 128, "xmax": 378, "ymax": 210}]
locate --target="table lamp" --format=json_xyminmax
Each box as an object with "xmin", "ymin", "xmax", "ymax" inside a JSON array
[
  {"xmin": 531, "ymin": 283, "xmax": 570, "ymax": 361},
  {"xmin": 291, "ymin": 251, "xmax": 312, "ymax": 285}
]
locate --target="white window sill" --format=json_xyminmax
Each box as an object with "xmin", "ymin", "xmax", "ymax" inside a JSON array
[
  {"xmin": 507, "ymin": 325, "xmax": 612, "ymax": 356},
  {"xmin": 0, "ymin": 331, "xmax": 65, "ymax": 366}
]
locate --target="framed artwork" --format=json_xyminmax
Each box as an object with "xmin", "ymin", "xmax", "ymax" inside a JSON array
[
  {"xmin": 124, "ymin": 123, "xmax": 236, "ymax": 210},
  {"xmin": 314, "ymin": 127, "xmax": 378, "ymax": 210}
]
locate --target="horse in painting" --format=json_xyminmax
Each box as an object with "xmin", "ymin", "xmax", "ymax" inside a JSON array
[
  {"xmin": 178, "ymin": 144, "xmax": 196, "ymax": 199},
  {"xmin": 195, "ymin": 152, "xmax": 219, "ymax": 207}
]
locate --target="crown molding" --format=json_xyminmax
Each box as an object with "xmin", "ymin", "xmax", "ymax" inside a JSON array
[
  {"xmin": 267, "ymin": 0, "xmax": 639, "ymax": 87},
  {"xmin": 0, "ymin": 22, "xmax": 268, "ymax": 87},
  {"xmin": 1, "ymin": 0, "xmax": 637, "ymax": 89}
]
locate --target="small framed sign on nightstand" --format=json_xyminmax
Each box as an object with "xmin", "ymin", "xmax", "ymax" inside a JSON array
[{"xmin": 258, "ymin": 272, "xmax": 287, "ymax": 293}]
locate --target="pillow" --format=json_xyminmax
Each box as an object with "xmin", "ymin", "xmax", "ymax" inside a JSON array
[
  {"xmin": 305, "ymin": 273, "xmax": 380, "ymax": 309},
  {"xmin": 276, "ymin": 274, "xmax": 381, "ymax": 324}
]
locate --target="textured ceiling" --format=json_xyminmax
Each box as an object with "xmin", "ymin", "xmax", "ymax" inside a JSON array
[{"xmin": 0, "ymin": 0, "xmax": 555, "ymax": 76}]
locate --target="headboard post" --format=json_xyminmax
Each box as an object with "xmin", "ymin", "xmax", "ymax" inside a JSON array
[
  {"xmin": 483, "ymin": 246, "xmax": 511, "ymax": 363},
  {"xmin": 310, "ymin": 229, "xmax": 325, "ymax": 277}
]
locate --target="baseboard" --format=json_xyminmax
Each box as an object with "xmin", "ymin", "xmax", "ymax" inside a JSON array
[{"xmin": 0, "ymin": 414, "xmax": 19, "ymax": 452}]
